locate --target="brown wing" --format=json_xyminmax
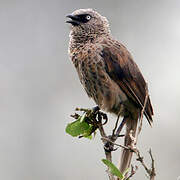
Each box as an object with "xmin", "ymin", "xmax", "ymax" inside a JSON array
[{"xmin": 100, "ymin": 41, "xmax": 153, "ymax": 125}]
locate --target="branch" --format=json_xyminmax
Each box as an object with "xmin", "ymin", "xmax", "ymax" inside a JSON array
[
  {"xmin": 102, "ymin": 128, "xmax": 156, "ymax": 179},
  {"xmin": 106, "ymin": 132, "xmax": 156, "ymax": 180},
  {"xmin": 97, "ymin": 113, "xmax": 115, "ymax": 180},
  {"xmin": 149, "ymin": 149, "xmax": 156, "ymax": 180},
  {"xmin": 69, "ymin": 102, "xmax": 156, "ymax": 180},
  {"xmin": 125, "ymin": 165, "xmax": 138, "ymax": 180},
  {"xmin": 101, "ymin": 137, "xmax": 130, "ymax": 150}
]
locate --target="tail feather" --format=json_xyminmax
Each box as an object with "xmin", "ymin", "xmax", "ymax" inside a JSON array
[{"xmin": 118, "ymin": 115, "xmax": 138, "ymax": 176}]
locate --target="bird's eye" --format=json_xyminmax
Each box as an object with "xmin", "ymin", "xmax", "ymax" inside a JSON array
[{"xmin": 86, "ymin": 15, "xmax": 91, "ymax": 20}]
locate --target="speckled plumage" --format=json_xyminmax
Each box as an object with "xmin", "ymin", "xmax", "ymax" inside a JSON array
[
  {"xmin": 69, "ymin": 38, "xmax": 128, "ymax": 115},
  {"xmin": 67, "ymin": 9, "xmax": 153, "ymax": 174}
]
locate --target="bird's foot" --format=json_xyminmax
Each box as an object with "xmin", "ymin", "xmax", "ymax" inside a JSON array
[
  {"xmin": 92, "ymin": 106, "xmax": 108, "ymax": 125},
  {"xmin": 103, "ymin": 135, "xmax": 117, "ymax": 152},
  {"xmin": 92, "ymin": 106, "xmax": 100, "ymax": 113},
  {"xmin": 104, "ymin": 141, "xmax": 117, "ymax": 152}
]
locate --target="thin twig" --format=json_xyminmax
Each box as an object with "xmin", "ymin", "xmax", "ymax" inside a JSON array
[
  {"xmin": 138, "ymin": 83, "xmax": 149, "ymax": 136},
  {"xmin": 125, "ymin": 165, "xmax": 138, "ymax": 180},
  {"xmin": 102, "ymin": 134, "xmax": 156, "ymax": 180},
  {"xmin": 101, "ymin": 137, "xmax": 130, "ymax": 150},
  {"xmin": 97, "ymin": 118, "xmax": 115, "ymax": 180},
  {"xmin": 135, "ymin": 148, "xmax": 156, "ymax": 179},
  {"xmin": 149, "ymin": 149, "xmax": 156, "ymax": 180},
  {"xmin": 98, "ymin": 122, "xmax": 107, "ymax": 139},
  {"xmin": 135, "ymin": 149, "xmax": 151, "ymax": 174}
]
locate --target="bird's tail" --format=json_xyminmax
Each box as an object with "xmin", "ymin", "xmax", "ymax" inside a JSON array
[{"xmin": 118, "ymin": 115, "xmax": 138, "ymax": 177}]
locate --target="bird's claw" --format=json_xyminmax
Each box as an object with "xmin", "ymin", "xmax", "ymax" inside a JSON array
[
  {"xmin": 104, "ymin": 141, "xmax": 117, "ymax": 152},
  {"xmin": 92, "ymin": 106, "xmax": 100, "ymax": 113}
]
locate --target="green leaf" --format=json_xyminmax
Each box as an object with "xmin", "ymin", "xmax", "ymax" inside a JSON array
[
  {"xmin": 82, "ymin": 124, "xmax": 93, "ymax": 135},
  {"xmin": 102, "ymin": 159, "xmax": 124, "ymax": 179},
  {"xmin": 84, "ymin": 135, "xmax": 92, "ymax": 139},
  {"xmin": 65, "ymin": 117, "xmax": 92, "ymax": 138}
]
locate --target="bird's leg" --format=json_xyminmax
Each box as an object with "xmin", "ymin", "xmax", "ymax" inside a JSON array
[
  {"xmin": 114, "ymin": 116, "xmax": 127, "ymax": 139},
  {"xmin": 104, "ymin": 116, "xmax": 127, "ymax": 152},
  {"xmin": 104, "ymin": 135, "xmax": 117, "ymax": 152},
  {"xmin": 111, "ymin": 115, "xmax": 127, "ymax": 141}
]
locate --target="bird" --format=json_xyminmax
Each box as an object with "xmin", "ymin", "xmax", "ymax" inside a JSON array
[{"xmin": 66, "ymin": 8, "xmax": 153, "ymax": 175}]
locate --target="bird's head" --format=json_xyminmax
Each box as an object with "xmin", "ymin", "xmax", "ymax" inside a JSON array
[{"xmin": 66, "ymin": 9, "xmax": 110, "ymax": 42}]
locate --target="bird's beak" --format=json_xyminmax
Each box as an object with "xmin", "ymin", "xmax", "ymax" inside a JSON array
[{"xmin": 66, "ymin": 14, "xmax": 80, "ymax": 26}]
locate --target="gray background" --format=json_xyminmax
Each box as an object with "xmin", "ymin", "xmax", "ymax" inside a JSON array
[{"xmin": 0, "ymin": 0, "xmax": 180, "ymax": 179}]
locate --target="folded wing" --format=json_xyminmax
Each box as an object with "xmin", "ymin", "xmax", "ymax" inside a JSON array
[{"xmin": 100, "ymin": 41, "xmax": 153, "ymax": 125}]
